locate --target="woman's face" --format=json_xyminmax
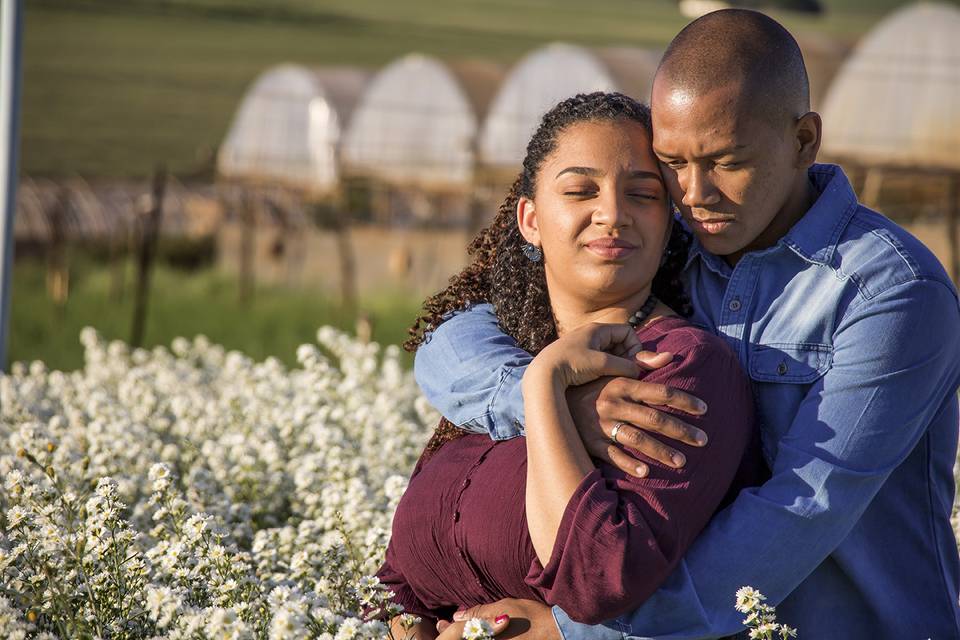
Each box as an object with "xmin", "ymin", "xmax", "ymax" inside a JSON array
[{"xmin": 518, "ymin": 119, "xmax": 670, "ymax": 309}]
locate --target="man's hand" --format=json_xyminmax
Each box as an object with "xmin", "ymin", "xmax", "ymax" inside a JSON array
[
  {"xmin": 437, "ymin": 599, "xmax": 559, "ymax": 640},
  {"xmin": 567, "ymin": 350, "xmax": 709, "ymax": 478}
]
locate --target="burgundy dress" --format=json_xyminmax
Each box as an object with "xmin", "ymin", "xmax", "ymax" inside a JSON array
[{"xmin": 378, "ymin": 316, "xmax": 765, "ymax": 625}]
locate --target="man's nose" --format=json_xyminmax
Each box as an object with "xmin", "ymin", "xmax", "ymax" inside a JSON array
[{"xmin": 680, "ymin": 166, "xmax": 721, "ymax": 208}]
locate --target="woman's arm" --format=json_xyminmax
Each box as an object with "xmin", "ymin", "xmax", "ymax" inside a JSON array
[
  {"xmin": 520, "ymin": 323, "xmax": 644, "ymax": 565},
  {"xmin": 522, "ymin": 327, "xmax": 759, "ymax": 625}
]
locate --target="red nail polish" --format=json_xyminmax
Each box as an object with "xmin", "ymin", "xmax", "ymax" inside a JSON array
[{"xmin": 495, "ymin": 615, "xmax": 508, "ymax": 625}]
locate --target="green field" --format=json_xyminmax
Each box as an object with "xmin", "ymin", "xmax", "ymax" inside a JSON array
[
  {"xmin": 22, "ymin": 0, "xmax": 946, "ymax": 178},
  {"xmin": 9, "ymin": 259, "xmax": 424, "ymax": 371}
]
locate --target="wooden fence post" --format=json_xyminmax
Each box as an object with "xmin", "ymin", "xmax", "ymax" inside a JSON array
[
  {"xmin": 238, "ymin": 189, "xmax": 255, "ymax": 306},
  {"xmin": 130, "ymin": 166, "xmax": 166, "ymax": 348}
]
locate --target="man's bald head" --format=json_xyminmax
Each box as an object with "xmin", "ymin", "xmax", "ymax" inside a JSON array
[{"xmin": 655, "ymin": 9, "xmax": 810, "ymax": 126}]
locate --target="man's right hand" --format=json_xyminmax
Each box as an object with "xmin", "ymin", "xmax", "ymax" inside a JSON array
[{"xmin": 567, "ymin": 351, "xmax": 709, "ymax": 478}]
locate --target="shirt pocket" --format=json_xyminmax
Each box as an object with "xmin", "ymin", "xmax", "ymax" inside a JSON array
[{"xmin": 748, "ymin": 342, "xmax": 833, "ymax": 384}]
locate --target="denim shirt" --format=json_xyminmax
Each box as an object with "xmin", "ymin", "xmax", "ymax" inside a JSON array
[{"xmin": 414, "ymin": 164, "xmax": 960, "ymax": 639}]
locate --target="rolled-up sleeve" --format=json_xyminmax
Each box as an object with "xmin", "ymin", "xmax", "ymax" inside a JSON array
[
  {"xmin": 526, "ymin": 340, "xmax": 758, "ymax": 626},
  {"xmin": 414, "ymin": 304, "xmax": 531, "ymax": 440}
]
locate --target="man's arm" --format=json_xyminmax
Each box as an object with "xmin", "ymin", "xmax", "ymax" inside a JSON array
[
  {"xmin": 555, "ymin": 279, "xmax": 960, "ymax": 639},
  {"xmin": 414, "ymin": 303, "xmax": 531, "ymax": 440},
  {"xmin": 414, "ymin": 304, "xmax": 708, "ymax": 473}
]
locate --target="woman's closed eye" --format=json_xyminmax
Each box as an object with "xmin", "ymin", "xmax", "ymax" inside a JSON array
[{"xmin": 562, "ymin": 186, "xmax": 599, "ymax": 197}]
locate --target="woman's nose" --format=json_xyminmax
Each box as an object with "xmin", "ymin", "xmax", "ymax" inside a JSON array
[{"xmin": 593, "ymin": 190, "xmax": 630, "ymax": 227}]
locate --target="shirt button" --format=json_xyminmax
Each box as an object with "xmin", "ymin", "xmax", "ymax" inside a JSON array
[
  {"xmin": 777, "ymin": 361, "xmax": 788, "ymax": 375},
  {"xmin": 462, "ymin": 478, "xmax": 471, "ymax": 489},
  {"xmin": 453, "ymin": 511, "xmax": 460, "ymax": 523},
  {"xmin": 728, "ymin": 298, "xmax": 742, "ymax": 312},
  {"xmin": 458, "ymin": 549, "xmax": 466, "ymax": 559}
]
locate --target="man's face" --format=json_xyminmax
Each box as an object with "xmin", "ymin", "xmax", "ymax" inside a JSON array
[{"xmin": 651, "ymin": 79, "xmax": 802, "ymax": 262}]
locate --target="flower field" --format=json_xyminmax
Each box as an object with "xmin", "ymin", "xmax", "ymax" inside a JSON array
[
  {"xmin": 0, "ymin": 328, "xmax": 435, "ymax": 639},
  {"xmin": 1, "ymin": 328, "xmax": 958, "ymax": 638}
]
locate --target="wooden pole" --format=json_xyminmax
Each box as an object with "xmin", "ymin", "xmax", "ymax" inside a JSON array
[
  {"xmin": 46, "ymin": 185, "xmax": 69, "ymax": 311},
  {"xmin": 238, "ymin": 190, "xmax": 254, "ymax": 306},
  {"xmin": 130, "ymin": 166, "xmax": 166, "ymax": 348},
  {"xmin": 109, "ymin": 216, "xmax": 127, "ymax": 302}
]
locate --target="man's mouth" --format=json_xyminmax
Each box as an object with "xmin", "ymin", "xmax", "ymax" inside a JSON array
[{"xmin": 690, "ymin": 217, "xmax": 735, "ymax": 235}]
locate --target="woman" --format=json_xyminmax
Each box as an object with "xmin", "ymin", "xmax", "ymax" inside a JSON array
[{"xmin": 379, "ymin": 93, "xmax": 764, "ymax": 637}]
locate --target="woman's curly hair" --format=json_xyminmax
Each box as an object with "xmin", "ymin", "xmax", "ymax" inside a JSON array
[{"xmin": 405, "ymin": 92, "xmax": 692, "ymax": 457}]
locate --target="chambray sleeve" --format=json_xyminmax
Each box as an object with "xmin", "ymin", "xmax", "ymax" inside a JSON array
[
  {"xmin": 555, "ymin": 279, "xmax": 960, "ymax": 640},
  {"xmin": 413, "ymin": 303, "xmax": 530, "ymax": 440}
]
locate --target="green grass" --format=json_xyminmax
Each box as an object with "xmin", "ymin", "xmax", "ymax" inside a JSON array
[
  {"xmin": 9, "ymin": 258, "xmax": 424, "ymax": 371},
  {"xmin": 21, "ymin": 0, "xmax": 952, "ymax": 178}
]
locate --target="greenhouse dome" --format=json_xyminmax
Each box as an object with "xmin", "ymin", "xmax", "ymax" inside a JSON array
[
  {"xmin": 478, "ymin": 43, "xmax": 661, "ymax": 169},
  {"xmin": 341, "ymin": 54, "xmax": 503, "ymax": 190},
  {"xmin": 217, "ymin": 65, "xmax": 370, "ymax": 194},
  {"xmin": 820, "ymin": 2, "xmax": 960, "ymax": 171}
]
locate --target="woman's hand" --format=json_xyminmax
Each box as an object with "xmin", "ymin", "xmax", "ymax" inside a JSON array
[{"xmin": 528, "ymin": 322, "xmax": 645, "ymax": 389}]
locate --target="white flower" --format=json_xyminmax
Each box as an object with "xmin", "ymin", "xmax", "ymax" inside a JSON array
[
  {"xmin": 735, "ymin": 586, "xmax": 764, "ymax": 613},
  {"xmin": 6, "ymin": 506, "xmax": 29, "ymax": 528},
  {"xmin": 462, "ymin": 618, "xmax": 495, "ymax": 640},
  {"xmin": 145, "ymin": 585, "xmax": 182, "ymax": 628}
]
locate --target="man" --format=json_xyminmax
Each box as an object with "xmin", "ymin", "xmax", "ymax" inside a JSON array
[{"xmin": 414, "ymin": 9, "xmax": 960, "ymax": 640}]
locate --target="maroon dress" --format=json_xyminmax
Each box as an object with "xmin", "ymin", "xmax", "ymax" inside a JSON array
[{"xmin": 378, "ymin": 316, "xmax": 765, "ymax": 625}]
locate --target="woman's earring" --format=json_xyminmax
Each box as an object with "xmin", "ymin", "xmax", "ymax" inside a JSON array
[{"xmin": 522, "ymin": 243, "xmax": 542, "ymax": 263}]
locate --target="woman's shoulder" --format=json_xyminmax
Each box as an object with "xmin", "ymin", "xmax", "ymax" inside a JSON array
[{"xmin": 635, "ymin": 315, "xmax": 737, "ymax": 364}]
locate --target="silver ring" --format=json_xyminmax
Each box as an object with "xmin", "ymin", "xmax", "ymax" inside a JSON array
[{"xmin": 610, "ymin": 421, "xmax": 626, "ymax": 445}]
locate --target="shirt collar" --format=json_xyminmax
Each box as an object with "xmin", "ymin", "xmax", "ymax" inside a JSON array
[
  {"xmin": 780, "ymin": 163, "xmax": 859, "ymax": 266},
  {"xmin": 683, "ymin": 163, "xmax": 859, "ymax": 271}
]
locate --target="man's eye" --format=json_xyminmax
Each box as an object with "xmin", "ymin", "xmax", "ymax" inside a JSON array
[
  {"xmin": 564, "ymin": 190, "xmax": 595, "ymax": 197},
  {"xmin": 628, "ymin": 192, "xmax": 659, "ymax": 200},
  {"xmin": 717, "ymin": 161, "xmax": 741, "ymax": 170},
  {"xmin": 665, "ymin": 161, "xmax": 685, "ymax": 170}
]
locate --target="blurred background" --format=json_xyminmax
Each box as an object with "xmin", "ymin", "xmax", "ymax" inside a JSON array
[{"xmin": 11, "ymin": 0, "xmax": 960, "ymax": 370}]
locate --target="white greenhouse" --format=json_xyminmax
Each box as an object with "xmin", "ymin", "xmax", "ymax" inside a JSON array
[
  {"xmin": 478, "ymin": 43, "xmax": 661, "ymax": 170},
  {"xmin": 341, "ymin": 54, "xmax": 503, "ymax": 190},
  {"xmin": 820, "ymin": 2, "xmax": 960, "ymax": 172},
  {"xmin": 217, "ymin": 64, "xmax": 371, "ymax": 194},
  {"xmin": 820, "ymin": 2, "xmax": 960, "ymax": 282}
]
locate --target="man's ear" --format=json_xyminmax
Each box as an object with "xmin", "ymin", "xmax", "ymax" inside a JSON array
[
  {"xmin": 795, "ymin": 111, "xmax": 822, "ymax": 168},
  {"xmin": 516, "ymin": 196, "xmax": 541, "ymax": 247}
]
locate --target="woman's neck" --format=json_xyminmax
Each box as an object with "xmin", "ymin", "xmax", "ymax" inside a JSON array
[{"xmin": 551, "ymin": 286, "xmax": 655, "ymax": 336}]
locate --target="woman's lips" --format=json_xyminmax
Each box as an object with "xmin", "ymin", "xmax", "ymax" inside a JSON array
[{"xmin": 584, "ymin": 237, "xmax": 637, "ymax": 259}]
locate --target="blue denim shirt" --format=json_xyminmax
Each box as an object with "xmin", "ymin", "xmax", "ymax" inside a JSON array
[{"xmin": 414, "ymin": 164, "xmax": 960, "ymax": 639}]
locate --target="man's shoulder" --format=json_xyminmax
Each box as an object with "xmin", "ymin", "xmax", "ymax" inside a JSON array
[{"xmin": 833, "ymin": 204, "xmax": 956, "ymax": 302}]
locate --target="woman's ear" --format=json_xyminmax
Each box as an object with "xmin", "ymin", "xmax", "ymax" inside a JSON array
[{"xmin": 516, "ymin": 196, "xmax": 541, "ymax": 247}]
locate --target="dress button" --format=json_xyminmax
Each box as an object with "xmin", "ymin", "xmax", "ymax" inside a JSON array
[
  {"xmin": 777, "ymin": 361, "xmax": 788, "ymax": 375},
  {"xmin": 453, "ymin": 511, "xmax": 460, "ymax": 523},
  {"xmin": 462, "ymin": 478, "xmax": 471, "ymax": 489},
  {"xmin": 728, "ymin": 298, "xmax": 742, "ymax": 312},
  {"xmin": 458, "ymin": 549, "xmax": 466, "ymax": 559}
]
